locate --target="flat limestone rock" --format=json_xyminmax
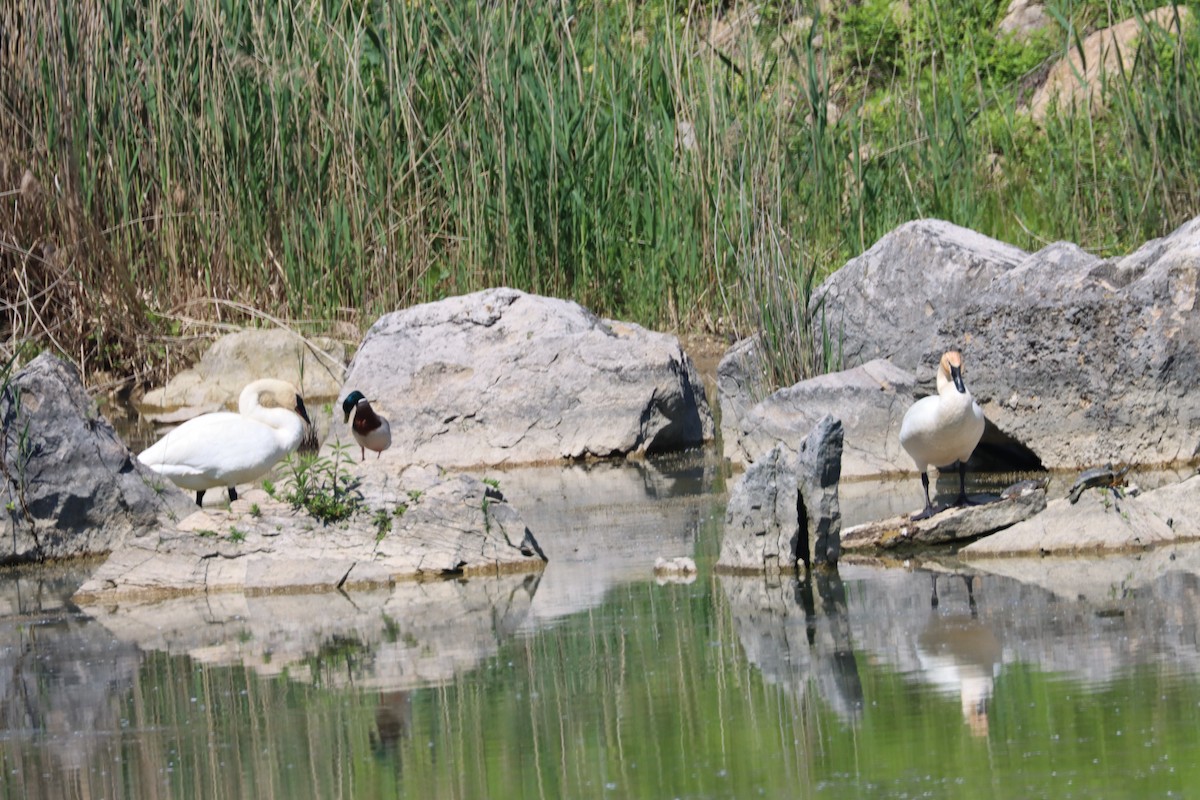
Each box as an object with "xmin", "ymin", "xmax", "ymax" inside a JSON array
[
  {"xmin": 841, "ymin": 490, "xmax": 1047, "ymax": 552},
  {"xmin": 73, "ymin": 466, "xmax": 545, "ymax": 602},
  {"xmin": 961, "ymin": 474, "xmax": 1200, "ymax": 557}
]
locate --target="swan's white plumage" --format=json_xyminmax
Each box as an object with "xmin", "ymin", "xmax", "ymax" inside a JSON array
[
  {"xmin": 138, "ymin": 379, "xmax": 310, "ymax": 500},
  {"xmin": 899, "ymin": 352, "xmax": 985, "ymax": 473},
  {"xmin": 899, "ymin": 351, "xmax": 985, "ymax": 517}
]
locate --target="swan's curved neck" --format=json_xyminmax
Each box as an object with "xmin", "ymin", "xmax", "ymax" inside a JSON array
[{"xmin": 242, "ymin": 398, "xmax": 306, "ymax": 450}]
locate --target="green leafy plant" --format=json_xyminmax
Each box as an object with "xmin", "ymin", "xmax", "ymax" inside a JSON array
[
  {"xmin": 228, "ymin": 527, "xmax": 246, "ymax": 542},
  {"xmin": 372, "ymin": 508, "xmax": 392, "ymax": 542},
  {"xmin": 279, "ymin": 443, "xmax": 363, "ymax": 524},
  {"xmin": 249, "ymin": 503, "xmax": 262, "ymax": 518}
]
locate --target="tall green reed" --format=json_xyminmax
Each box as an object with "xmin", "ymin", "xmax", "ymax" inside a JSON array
[{"xmin": 2, "ymin": 1, "xmax": 1199, "ymax": 389}]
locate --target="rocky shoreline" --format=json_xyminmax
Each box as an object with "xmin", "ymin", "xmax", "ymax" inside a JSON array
[{"xmin": 3, "ymin": 219, "xmax": 1199, "ymax": 594}]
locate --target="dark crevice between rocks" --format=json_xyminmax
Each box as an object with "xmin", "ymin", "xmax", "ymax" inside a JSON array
[
  {"xmin": 795, "ymin": 489, "xmax": 811, "ymax": 571},
  {"xmin": 970, "ymin": 419, "xmax": 1045, "ymax": 473}
]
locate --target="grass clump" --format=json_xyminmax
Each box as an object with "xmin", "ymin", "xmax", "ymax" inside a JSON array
[{"xmin": 279, "ymin": 444, "xmax": 362, "ymax": 524}]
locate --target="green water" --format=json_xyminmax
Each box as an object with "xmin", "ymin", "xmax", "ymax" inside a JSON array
[{"xmin": 3, "ymin": 455, "xmax": 1200, "ymax": 799}]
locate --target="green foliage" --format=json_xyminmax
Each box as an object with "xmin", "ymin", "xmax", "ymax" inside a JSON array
[
  {"xmin": 228, "ymin": 527, "xmax": 246, "ymax": 543},
  {"xmin": 372, "ymin": 508, "xmax": 391, "ymax": 542},
  {"xmin": 5, "ymin": 0, "xmax": 1200, "ymax": 390},
  {"xmin": 279, "ymin": 444, "xmax": 363, "ymax": 524}
]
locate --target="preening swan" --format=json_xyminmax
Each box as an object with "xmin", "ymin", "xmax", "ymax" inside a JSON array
[
  {"xmin": 899, "ymin": 350, "xmax": 986, "ymax": 520},
  {"xmin": 342, "ymin": 390, "xmax": 391, "ymax": 461},
  {"xmin": 138, "ymin": 378, "xmax": 312, "ymax": 506}
]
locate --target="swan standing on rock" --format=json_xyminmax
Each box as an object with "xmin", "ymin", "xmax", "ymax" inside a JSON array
[
  {"xmin": 899, "ymin": 351, "xmax": 986, "ymax": 521},
  {"xmin": 138, "ymin": 379, "xmax": 312, "ymax": 506},
  {"xmin": 342, "ymin": 390, "xmax": 391, "ymax": 461}
]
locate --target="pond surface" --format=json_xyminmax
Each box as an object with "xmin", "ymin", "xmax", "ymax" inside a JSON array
[{"xmin": 4, "ymin": 451, "xmax": 1200, "ymax": 799}]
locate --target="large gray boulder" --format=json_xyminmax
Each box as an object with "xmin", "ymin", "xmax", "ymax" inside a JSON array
[
  {"xmin": 813, "ymin": 216, "xmax": 1200, "ymax": 470},
  {"xmin": 814, "ymin": 219, "xmax": 1027, "ymax": 371},
  {"xmin": 724, "ymin": 358, "xmax": 916, "ymax": 475},
  {"xmin": 139, "ymin": 329, "xmax": 347, "ymax": 423},
  {"xmin": 334, "ymin": 288, "xmax": 713, "ymax": 467},
  {"xmin": 74, "ymin": 465, "xmax": 545, "ymax": 601},
  {"xmin": 718, "ymin": 415, "xmax": 843, "ymax": 573},
  {"xmin": 1, "ymin": 354, "xmax": 195, "ymax": 563}
]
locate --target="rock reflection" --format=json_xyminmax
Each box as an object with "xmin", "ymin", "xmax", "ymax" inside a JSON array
[
  {"xmin": 0, "ymin": 564, "xmax": 140, "ymax": 793},
  {"xmin": 82, "ymin": 573, "xmax": 541, "ymax": 690},
  {"xmin": 492, "ymin": 454, "xmax": 721, "ymax": 626},
  {"xmin": 718, "ymin": 570, "xmax": 864, "ymax": 723}
]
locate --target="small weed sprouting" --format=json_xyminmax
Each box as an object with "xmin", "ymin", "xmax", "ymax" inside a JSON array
[
  {"xmin": 249, "ymin": 503, "xmax": 261, "ymax": 518},
  {"xmin": 228, "ymin": 527, "xmax": 246, "ymax": 543},
  {"xmin": 262, "ymin": 479, "xmax": 276, "ymax": 499},
  {"xmin": 372, "ymin": 508, "xmax": 392, "ymax": 542},
  {"xmin": 279, "ymin": 442, "xmax": 363, "ymax": 524},
  {"xmin": 483, "ymin": 477, "xmax": 500, "ymax": 490},
  {"xmin": 406, "ymin": 489, "xmax": 423, "ymax": 504},
  {"xmin": 196, "ymin": 529, "xmax": 217, "ymax": 538}
]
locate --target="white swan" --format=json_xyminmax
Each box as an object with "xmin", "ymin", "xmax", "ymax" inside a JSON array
[
  {"xmin": 138, "ymin": 378, "xmax": 312, "ymax": 506},
  {"xmin": 899, "ymin": 350, "xmax": 986, "ymax": 520},
  {"xmin": 342, "ymin": 390, "xmax": 391, "ymax": 461}
]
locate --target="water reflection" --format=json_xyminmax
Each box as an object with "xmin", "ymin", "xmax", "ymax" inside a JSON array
[
  {"xmin": 721, "ymin": 547, "xmax": 1200, "ymax": 741},
  {"xmin": 0, "ymin": 563, "xmax": 140, "ymax": 797},
  {"xmin": 7, "ymin": 459, "xmax": 1200, "ymax": 797},
  {"xmin": 488, "ymin": 453, "xmax": 724, "ymax": 627},
  {"xmin": 83, "ymin": 573, "xmax": 541, "ymax": 690},
  {"xmin": 718, "ymin": 571, "xmax": 864, "ymax": 723},
  {"xmin": 917, "ymin": 574, "xmax": 1001, "ymax": 737}
]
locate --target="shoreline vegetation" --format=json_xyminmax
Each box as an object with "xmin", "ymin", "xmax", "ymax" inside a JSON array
[{"xmin": 2, "ymin": 1, "xmax": 1198, "ymax": 394}]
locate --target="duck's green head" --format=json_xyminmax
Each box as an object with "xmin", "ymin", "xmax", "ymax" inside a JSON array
[{"xmin": 342, "ymin": 390, "xmax": 367, "ymax": 423}]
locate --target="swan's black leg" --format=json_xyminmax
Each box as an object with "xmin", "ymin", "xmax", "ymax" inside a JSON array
[
  {"xmin": 955, "ymin": 461, "xmax": 978, "ymax": 507},
  {"xmin": 912, "ymin": 472, "xmax": 937, "ymax": 520}
]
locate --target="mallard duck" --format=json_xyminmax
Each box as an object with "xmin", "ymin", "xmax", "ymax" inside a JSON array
[
  {"xmin": 138, "ymin": 378, "xmax": 311, "ymax": 506},
  {"xmin": 342, "ymin": 390, "xmax": 391, "ymax": 461}
]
